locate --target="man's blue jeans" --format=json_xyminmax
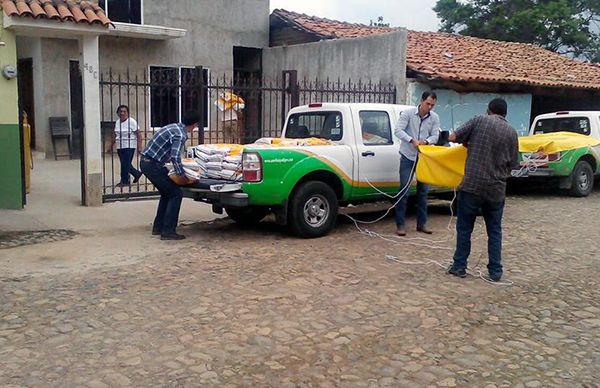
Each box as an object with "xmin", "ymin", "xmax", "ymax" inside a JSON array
[
  {"xmin": 117, "ymin": 148, "xmax": 141, "ymax": 184},
  {"xmin": 452, "ymin": 190, "xmax": 505, "ymax": 278},
  {"xmin": 140, "ymin": 158, "xmax": 183, "ymax": 236},
  {"xmin": 395, "ymin": 155, "xmax": 429, "ymax": 228}
]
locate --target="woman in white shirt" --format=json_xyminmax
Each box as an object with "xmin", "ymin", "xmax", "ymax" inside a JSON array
[{"xmin": 113, "ymin": 105, "xmax": 142, "ymax": 187}]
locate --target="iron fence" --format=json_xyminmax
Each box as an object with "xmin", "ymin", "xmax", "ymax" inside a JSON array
[{"xmin": 99, "ymin": 68, "xmax": 396, "ymax": 201}]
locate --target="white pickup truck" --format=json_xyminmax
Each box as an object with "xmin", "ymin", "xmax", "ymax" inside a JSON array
[
  {"xmin": 183, "ymin": 103, "xmax": 448, "ymax": 237},
  {"xmin": 515, "ymin": 111, "xmax": 600, "ymax": 196}
]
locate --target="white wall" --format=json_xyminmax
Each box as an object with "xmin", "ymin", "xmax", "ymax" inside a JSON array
[{"xmin": 263, "ymin": 31, "xmax": 408, "ymax": 103}]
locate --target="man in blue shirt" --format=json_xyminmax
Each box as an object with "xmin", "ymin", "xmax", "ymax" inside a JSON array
[
  {"xmin": 140, "ymin": 111, "xmax": 200, "ymax": 240},
  {"xmin": 394, "ymin": 91, "xmax": 440, "ymax": 236}
]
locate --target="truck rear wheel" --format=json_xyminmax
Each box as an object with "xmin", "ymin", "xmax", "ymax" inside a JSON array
[
  {"xmin": 225, "ymin": 207, "xmax": 268, "ymax": 227},
  {"xmin": 288, "ymin": 181, "xmax": 338, "ymax": 238},
  {"xmin": 568, "ymin": 161, "xmax": 594, "ymax": 197}
]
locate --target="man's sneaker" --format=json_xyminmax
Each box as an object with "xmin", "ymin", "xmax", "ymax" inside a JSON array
[
  {"xmin": 483, "ymin": 273, "xmax": 502, "ymax": 282},
  {"xmin": 160, "ymin": 233, "xmax": 186, "ymax": 241},
  {"xmin": 447, "ymin": 265, "xmax": 467, "ymax": 278},
  {"xmin": 396, "ymin": 226, "xmax": 406, "ymax": 236}
]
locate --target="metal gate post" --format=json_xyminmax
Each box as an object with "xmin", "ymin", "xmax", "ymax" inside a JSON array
[
  {"xmin": 281, "ymin": 71, "xmax": 287, "ymax": 127},
  {"xmin": 288, "ymin": 70, "xmax": 299, "ymax": 107},
  {"xmin": 281, "ymin": 70, "xmax": 299, "ymax": 127},
  {"xmin": 195, "ymin": 66, "xmax": 205, "ymax": 144}
]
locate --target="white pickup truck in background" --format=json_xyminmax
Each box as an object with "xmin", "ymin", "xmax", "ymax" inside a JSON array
[{"xmin": 515, "ymin": 111, "xmax": 600, "ymax": 196}]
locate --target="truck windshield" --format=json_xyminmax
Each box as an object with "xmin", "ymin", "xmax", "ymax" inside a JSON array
[
  {"xmin": 285, "ymin": 111, "xmax": 343, "ymax": 141},
  {"xmin": 533, "ymin": 117, "xmax": 591, "ymax": 135}
]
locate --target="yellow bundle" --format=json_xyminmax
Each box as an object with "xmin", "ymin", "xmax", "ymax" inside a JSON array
[
  {"xmin": 518, "ymin": 131, "xmax": 600, "ymax": 153},
  {"xmin": 263, "ymin": 137, "xmax": 332, "ymax": 146},
  {"xmin": 215, "ymin": 91, "xmax": 245, "ymax": 112},
  {"xmin": 416, "ymin": 132, "xmax": 600, "ymax": 188}
]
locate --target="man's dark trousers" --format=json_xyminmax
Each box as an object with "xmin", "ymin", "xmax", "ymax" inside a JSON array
[
  {"xmin": 452, "ymin": 190, "xmax": 504, "ymax": 278},
  {"xmin": 140, "ymin": 158, "xmax": 183, "ymax": 236},
  {"xmin": 395, "ymin": 155, "xmax": 428, "ymax": 228}
]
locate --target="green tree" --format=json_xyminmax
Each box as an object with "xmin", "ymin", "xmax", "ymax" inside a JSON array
[{"xmin": 433, "ymin": 0, "xmax": 600, "ymax": 62}]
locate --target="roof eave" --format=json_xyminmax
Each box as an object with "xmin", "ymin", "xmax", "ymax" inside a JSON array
[
  {"xmin": 408, "ymin": 68, "xmax": 600, "ymax": 93},
  {"xmin": 110, "ymin": 22, "xmax": 186, "ymax": 40}
]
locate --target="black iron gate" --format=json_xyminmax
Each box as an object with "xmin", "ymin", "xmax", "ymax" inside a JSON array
[{"xmin": 99, "ymin": 69, "xmax": 396, "ymax": 202}]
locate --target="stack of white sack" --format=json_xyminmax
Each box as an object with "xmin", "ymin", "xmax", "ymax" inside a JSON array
[
  {"xmin": 165, "ymin": 158, "xmax": 202, "ymax": 182},
  {"xmin": 187, "ymin": 144, "xmax": 244, "ymax": 181}
]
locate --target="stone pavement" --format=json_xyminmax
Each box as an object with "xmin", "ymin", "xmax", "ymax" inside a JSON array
[
  {"xmin": 0, "ymin": 154, "xmax": 220, "ymax": 276},
  {"xmin": 1, "ymin": 183, "xmax": 599, "ymax": 386}
]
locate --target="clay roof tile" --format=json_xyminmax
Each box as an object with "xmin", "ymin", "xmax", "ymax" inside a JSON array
[
  {"xmin": 80, "ymin": 1, "xmax": 101, "ymax": 24},
  {"xmin": 1, "ymin": 0, "xmax": 19, "ymax": 16},
  {"xmin": 66, "ymin": 0, "xmax": 87, "ymax": 23},
  {"xmin": 1, "ymin": 0, "xmax": 112, "ymax": 26},
  {"xmin": 56, "ymin": 1, "xmax": 74, "ymax": 22},
  {"xmin": 271, "ymin": 9, "xmax": 600, "ymax": 91},
  {"xmin": 39, "ymin": 0, "xmax": 61, "ymax": 19},
  {"xmin": 28, "ymin": 0, "xmax": 46, "ymax": 18},
  {"xmin": 14, "ymin": 0, "xmax": 32, "ymax": 16}
]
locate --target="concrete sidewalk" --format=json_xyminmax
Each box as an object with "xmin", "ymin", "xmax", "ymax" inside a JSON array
[{"xmin": 0, "ymin": 153, "xmax": 219, "ymax": 233}]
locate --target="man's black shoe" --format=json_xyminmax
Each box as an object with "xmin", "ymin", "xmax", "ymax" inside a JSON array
[
  {"xmin": 152, "ymin": 230, "xmax": 161, "ymax": 236},
  {"xmin": 483, "ymin": 274, "xmax": 502, "ymax": 282},
  {"xmin": 160, "ymin": 233, "xmax": 186, "ymax": 241},
  {"xmin": 447, "ymin": 265, "xmax": 467, "ymax": 278},
  {"xmin": 416, "ymin": 226, "xmax": 433, "ymax": 234}
]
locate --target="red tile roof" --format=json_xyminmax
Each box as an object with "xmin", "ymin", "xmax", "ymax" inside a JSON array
[
  {"xmin": 1, "ymin": 0, "xmax": 112, "ymax": 27},
  {"xmin": 271, "ymin": 9, "xmax": 600, "ymax": 91}
]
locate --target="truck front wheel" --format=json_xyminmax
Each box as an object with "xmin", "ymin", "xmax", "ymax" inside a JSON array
[
  {"xmin": 288, "ymin": 181, "xmax": 338, "ymax": 238},
  {"xmin": 225, "ymin": 207, "xmax": 268, "ymax": 227},
  {"xmin": 568, "ymin": 161, "xmax": 594, "ymax": 197}
]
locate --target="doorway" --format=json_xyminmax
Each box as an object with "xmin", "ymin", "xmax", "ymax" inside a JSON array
[
  {"xmin": 69, "ymin": 60, "xmax": 84, "ymax": 158},
  {"xmin": 233, "ymin": 46, "xmax": 262, "ymax": 142},
  {"xmin": 17, "ymin": 58, "xmax": 35, "ymax": 148}
]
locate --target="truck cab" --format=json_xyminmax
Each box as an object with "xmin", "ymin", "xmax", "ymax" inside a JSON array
[{"xmin": 280, "ymin": 103, "xmax": 413, "ymax": 199}]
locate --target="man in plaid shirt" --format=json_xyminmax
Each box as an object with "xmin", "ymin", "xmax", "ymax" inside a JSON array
[
  {"xmin": 140, "ymin": 111, "xmax": 200, "ymax": 240},
  {"xmin": 447, "ymin": 98, "xmax": 519, "ymax": 282}
]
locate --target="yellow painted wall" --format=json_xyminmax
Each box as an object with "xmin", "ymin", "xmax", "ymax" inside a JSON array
[{"xmin": 0, "ymin": 21, "xmax": 24, "ymax": 209}]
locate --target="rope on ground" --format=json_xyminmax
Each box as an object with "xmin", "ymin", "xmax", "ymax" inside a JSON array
[{"xmin": 343, "ymin": 167, "xmax": 513, "ymax": 286}]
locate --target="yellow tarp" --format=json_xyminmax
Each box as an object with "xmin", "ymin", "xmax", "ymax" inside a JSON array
[
  {"xmin": 518, "ymin": 131, "xmax": 600, "ymax": 153},
  {"xmin": 416, "ymin": 145, "xmax": 467, "ymax": 188},
  {"xmin": 416, "ymin": 132, "xmax": 600, "ymax": 188}
]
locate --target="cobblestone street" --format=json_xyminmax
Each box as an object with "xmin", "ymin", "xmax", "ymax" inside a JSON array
[{"xmin": 1, "ymin": 189, "xmax": 599, "ymax": 387}]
